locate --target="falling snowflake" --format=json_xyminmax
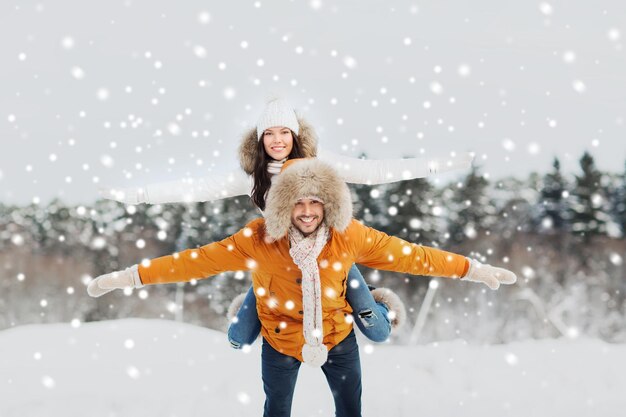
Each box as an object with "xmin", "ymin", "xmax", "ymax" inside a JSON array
[
  {"xmin": 430, "ymin": 82, "xmax": 443, "ymax": 95},
  {"xmin": 609, "ymin": 253, "xmax": 623, "ymax": 265},
  {"xmin": 96, "ymin": 88, "xmax": 110, "ymax": 101},
  {"xmin": 573, "ymin": 80, "xmax": 586, "ymax": 93},
  {"xmin": 167, "ymin": 123, "xmax": 181, "ymax": 136},
  {"xmin": 90, "ymin": 236, "xmax": 106, "ymax": 250},
  {"xmin": 409, "ymin": 218, "xmax": 422, "ymax": 229},
  {"xmin": 502, "ymin": 138, "xmax": 516, "ymax": 151},
  {"xmin": 223, "ymin": 88, "xmax": 236, "ymax": 100},
  {"xmin": 71, "ymin": 67, "xmax": 85, "ymax": 79},
  {"xmin": 607, "ymin": 28, "xmax": 621, "ymax": 42},
  {"xmin": 197, "ymin": 11, "xmax": 211, "ymax": 24},
  {"xmin": 528, "ymin": 142, "xmax": 541, "ymax": 154},
  {"xmin": 11, "ymin": 234, "xmax": 24, "ymax": 246},
  {"xmin": 562, "ymin": 51, "xmax": 576, "ymax": 63},
  {"xmin": 193, "ymin": 45, "xmax": 207, "ymax": 58},
  {"xmin": 464, "ymin": 225, "xmax": 477, "ymax": 239},
  {"xmin": 343, "ymin": 56, "xmax": 357, "ymax": 69},
  {"xmin": 127, "ymin": 366, "xmax": 141, "ymax": 379},
  {"xmin": 521, "ymin": 266, "xmax": 535, "ymax": 279},
  {"xmin": 42, "ymin": 376, "xmax": 56, "ymax": 389},
  {"xmin": 61, "ymin": 36, "xmax": 75, "ymax": 50},
  {"xmin": 539, "ymin": 3, "xmax": 553, "ymax": 15},
  {"xmin": 458, "ymin": 64, "xmax": 471, "ymax": 77},
  {"xmin": 237, "ymin": 392, "xmax": 251, "ymax": 404},
  {"xmin": 309, "ymin": 0, "xmax": 323, "ymax": 10},
  {"xmin": 505, "ymin": 352, "xmax": 519, "ymax": 366}
]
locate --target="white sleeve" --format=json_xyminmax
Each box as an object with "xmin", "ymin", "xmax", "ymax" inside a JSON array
[
  {"xmin": 317, "ymin": 149, "xmax": 473, "ymax": 185},
  {"xmin": 101, "ymin": 170, "xmax": 253, "ymax": 204}
]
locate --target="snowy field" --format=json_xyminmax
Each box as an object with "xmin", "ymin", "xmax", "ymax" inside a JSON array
[{"xmin": 1, "ymin": 319, "xmax": 624, "ymax": 417}]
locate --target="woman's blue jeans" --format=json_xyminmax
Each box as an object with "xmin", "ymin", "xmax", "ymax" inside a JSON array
[
  {"xmin": 261, "ymin": 330, "xmax": 361, "ymax": 417},
  {"xmin": 228, "ymin": 264, "xmax": 391, "ymax": 348}
]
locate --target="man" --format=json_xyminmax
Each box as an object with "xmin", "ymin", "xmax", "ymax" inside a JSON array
[{"xmin": 88, "ymin": 159, "xmax": 516, "ymax": 417}]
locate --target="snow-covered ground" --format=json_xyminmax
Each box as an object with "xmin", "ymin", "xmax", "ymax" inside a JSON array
[{"xmin": 1, "ymin": 319, "xmax": 624, "ymax": 417}]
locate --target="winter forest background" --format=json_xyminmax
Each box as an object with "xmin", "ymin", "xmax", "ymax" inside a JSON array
[{"xmin": 2, "ymin": 152, "xmax": 625, "ymax": 344}]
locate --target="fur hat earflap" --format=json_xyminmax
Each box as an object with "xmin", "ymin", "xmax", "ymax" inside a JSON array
[
  {"xmin": 264, "ymin": 159, "xmax": 353, "ymax": 241},
  {"xmin": 370, "ymin": 287, "xmax": 407, "ymax": 329},
  {"xmin": 238, "ymin": 117, "xmax": 318, "ymax": 175}
]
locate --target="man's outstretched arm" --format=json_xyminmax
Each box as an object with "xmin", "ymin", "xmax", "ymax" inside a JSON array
[
  {"xmin": 351, "ymin": 220, "xmax": 516, "ymax": 289},
  {"xmin": 87, "ymin": 223, "xmax": 256, "ymax": 297}
]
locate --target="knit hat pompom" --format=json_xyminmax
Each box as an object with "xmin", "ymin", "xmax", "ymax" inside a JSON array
[
  {"xmin": 256, "ymin": 97, "xmax": 299, "ymax": 140},
  {"xmin": 302, "ymin": 343, "xmax": 328, "ymax": 367}
]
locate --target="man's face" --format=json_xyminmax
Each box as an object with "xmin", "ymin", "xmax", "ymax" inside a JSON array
[{"xmin": 290, "ymin": 198, "xmax": 324, "ymax": 236}]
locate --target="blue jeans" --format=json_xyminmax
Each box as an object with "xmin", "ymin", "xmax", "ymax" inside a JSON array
[
  {"xmin": 261, "ymin": 330, "xmax": 361, "ymax": 417},
  {"xmin": 227, "ymin": 286, "xmax": 261, "ymax": 348},
  {"xmin": 228, "ymin": 265, "xmax": 391, "ymax": 348}
]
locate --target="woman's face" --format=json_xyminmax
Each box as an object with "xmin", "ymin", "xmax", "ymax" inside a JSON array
[{"xmin": 262, "ymin": 126, "xmax": 294, "ymax": 160}]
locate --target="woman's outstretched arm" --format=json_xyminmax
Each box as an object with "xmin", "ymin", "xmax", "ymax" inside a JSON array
[
  {"xmin": 317, "ymin": 148, "xmax": 473, "ymax": 185},
  {"xmin": 100, "ymin": 169, "xmax": 253, "ymax": 204}
]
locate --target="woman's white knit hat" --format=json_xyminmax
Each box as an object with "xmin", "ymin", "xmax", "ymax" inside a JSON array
[{"xmin": 256, "ymin": 98, "xmax": 300, "ymax": 140}]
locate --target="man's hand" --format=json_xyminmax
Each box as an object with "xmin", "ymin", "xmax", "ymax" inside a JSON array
[
  {"xmin": 87, "ymin": 265, "xmax": 143, "ymax": 297},
  {"xmin": 462, "ymin": 259, "xmax": 517, "ymax": 290}
]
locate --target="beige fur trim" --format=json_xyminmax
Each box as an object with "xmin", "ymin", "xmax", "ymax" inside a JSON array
[
  {"xmin": 370, "ymin": 287, "xmax": 407, "ymax": 330},
  {"xmin": 264, "ymin": 159, "xmax": 353, "ymax": 240},
  {"xmin": 226, "ymin": 292, "xmax": 248, "ymax": 322},
  {"xmin": 238, "ymin": 117, "xmax": 318, "ymax": 175}
]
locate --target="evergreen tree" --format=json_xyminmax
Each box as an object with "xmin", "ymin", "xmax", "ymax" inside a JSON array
[
  {"xmin": 569, "ymin": 152, "xmax": 609, "ymax": 241},
  {"xmin": 447, "ymin": 165, "xmax": 491, "ymax": 244},
  {"xmin": 490, "ymin": 176, "xmax": 535, "ymax": 241},
  {"xmin": 384, "ymin": 178, "xmax": 440, "ymax": 245},
  {"xmin": 608, "ymin": 161, "xmax": 626, "ymax": 238},
  {"xmin": 535, "ymin": 158, "xmax": 570, "ymax": 234},
  {"xmin": 349, "ymin": 154, "xmax": 388, "ymax": 230}
]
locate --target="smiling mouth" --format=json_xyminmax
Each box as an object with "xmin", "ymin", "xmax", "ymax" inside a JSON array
[
  {"xmin": 298, "ymin": 216, "xmax": 317, "ymax": 225},
  {"xmin": 271, "ymin": 146, "xmax": 286, "ymax": 151}
]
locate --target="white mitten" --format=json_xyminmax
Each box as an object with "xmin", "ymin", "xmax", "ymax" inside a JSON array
[
  {"xmin": 98, "ymin": 187, "xmax": 146, "ymax": 204},
  {"xmin": 87, "ymin": 265, "xmax": 143, "ymax": 297},
  {"xmin": 462, "ymin": 258, "xmax": 517, "ymax": 290}
]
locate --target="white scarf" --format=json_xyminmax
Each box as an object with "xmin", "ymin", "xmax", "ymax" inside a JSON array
[
  {"xmin": 289, "ymin": 224, "xmax": 329, "ymax": 367},
  {"xmin": 267, "ymin": 158, "xmax": 287, "ymax": 175}
]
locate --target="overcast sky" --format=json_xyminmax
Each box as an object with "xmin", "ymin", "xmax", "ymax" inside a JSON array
[{"xmin": 1, "ymin": 0, "xmax": 625, "ymax": 205}]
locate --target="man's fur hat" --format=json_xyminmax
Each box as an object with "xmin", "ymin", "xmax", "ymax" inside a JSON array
[{"xmin": 264, "ymin": 159, "xmax": 353, "ymax": 240}]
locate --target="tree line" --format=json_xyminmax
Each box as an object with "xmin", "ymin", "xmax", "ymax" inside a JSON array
[{"xmin": 1, "ymin": 151, "xmax": 624, "ymax": 344}]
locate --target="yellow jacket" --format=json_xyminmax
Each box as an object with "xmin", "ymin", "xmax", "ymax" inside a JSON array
[{"xmin": 138, "ymin": 218, "xmax": 469, "ymax": 361}]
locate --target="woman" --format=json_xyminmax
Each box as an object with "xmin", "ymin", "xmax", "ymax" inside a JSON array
[{"xmin": 103, "ymin": 97, "xmax": 473, "ymax": 347}]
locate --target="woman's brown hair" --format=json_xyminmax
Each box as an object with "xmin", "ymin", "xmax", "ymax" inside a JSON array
[{"xmin": 251, "ymin": 131, "xmax": 304, "ymax": 211}]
